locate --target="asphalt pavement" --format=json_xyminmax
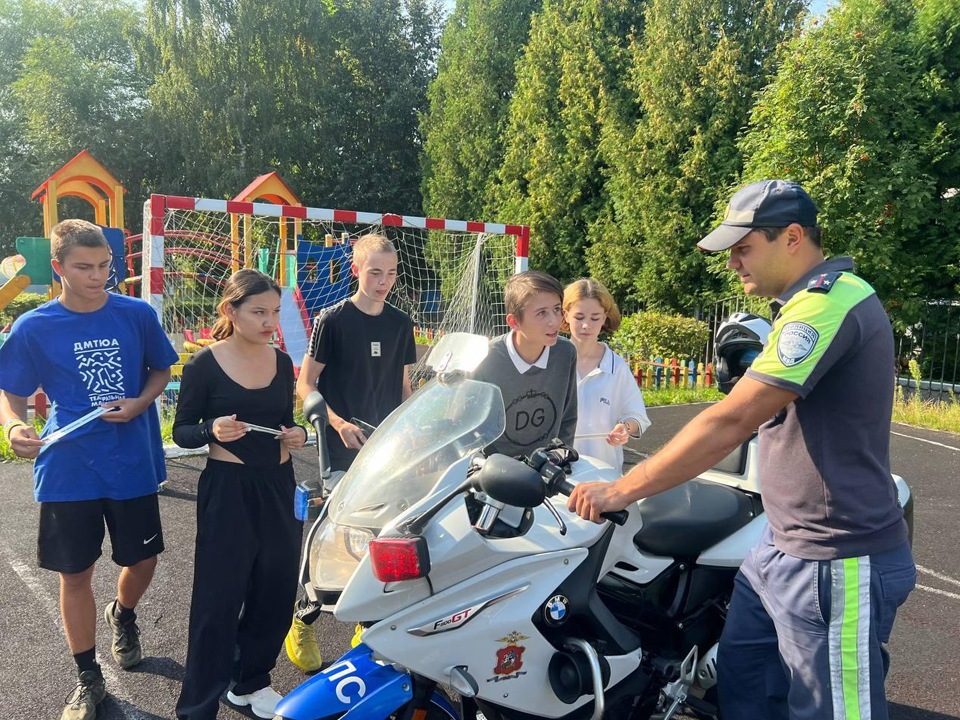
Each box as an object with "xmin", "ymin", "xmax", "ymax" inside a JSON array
[{"xmin": 0, "ymin": 404, "xmax": 957, "ymax": 719}]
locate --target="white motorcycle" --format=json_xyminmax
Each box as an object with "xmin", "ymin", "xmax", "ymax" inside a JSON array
[{"xmin": 277, "ymin": 331, "xmax": 913, "ymax": 720}]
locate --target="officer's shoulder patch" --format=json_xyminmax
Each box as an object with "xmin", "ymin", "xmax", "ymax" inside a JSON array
[
  {"xmin": 807, "ymin": 272, "xmax": 843, "ymax": 293},
  {"xmin": 777, "ymin": 321, "xmax": 819, "ymax": 367}
]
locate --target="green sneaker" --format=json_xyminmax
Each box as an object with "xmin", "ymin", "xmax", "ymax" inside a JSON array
[
  {"xmin": 61, "ymin": 669, "xmax": 106, "ymax": 720},
  {"xmin": 103, "ymin": 600, "xmax": 143, "ymax": 669}
]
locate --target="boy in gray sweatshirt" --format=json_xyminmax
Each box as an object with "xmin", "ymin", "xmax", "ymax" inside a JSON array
[{"xmin": 473, "ymin": 271, "xmax": 577, "ymax": 458}]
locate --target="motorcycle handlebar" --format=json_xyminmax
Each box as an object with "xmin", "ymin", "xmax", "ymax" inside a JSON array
[{"xmin": 554, "ymin": 478, "xmax": 628, "ymax": 527}]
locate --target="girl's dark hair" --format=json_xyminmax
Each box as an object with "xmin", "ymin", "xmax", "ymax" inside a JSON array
[{"xmin": 211, "ymin": 269, "xmax": 281, "ymax": 340}]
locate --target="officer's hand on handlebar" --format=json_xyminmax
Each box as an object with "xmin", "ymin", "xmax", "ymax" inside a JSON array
[{"xmin": 567, "ymin": 482, "xmax": 630, "ymax": 525}]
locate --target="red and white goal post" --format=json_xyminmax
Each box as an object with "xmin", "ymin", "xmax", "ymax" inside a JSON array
[{"xmin": 139, "ymin": 194, "xmax": 530, "ymax": 390}]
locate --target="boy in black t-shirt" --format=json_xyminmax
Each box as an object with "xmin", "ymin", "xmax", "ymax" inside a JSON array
[{"xmin": 286, "ymin": 233, "xmax": 417, "ymax": 671}]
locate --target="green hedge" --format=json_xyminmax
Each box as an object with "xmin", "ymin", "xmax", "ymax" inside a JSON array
[
  {"xmin": 609, "ymin": 311, "xmax": 710, "ymax": 361},
  {"xmin": 1, "ymin": 292, "xmax": 47, "ymax": 328}
]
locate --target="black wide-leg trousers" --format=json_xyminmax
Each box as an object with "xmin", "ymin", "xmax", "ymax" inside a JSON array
[{"xmin": 176, "ymin": 459, "xmax": 302, "ymax": 720}]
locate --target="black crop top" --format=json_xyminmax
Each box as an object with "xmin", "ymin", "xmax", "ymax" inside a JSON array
[{"xmin": 172, "ymin": 346, "xmax": 303, "ymax": 467}]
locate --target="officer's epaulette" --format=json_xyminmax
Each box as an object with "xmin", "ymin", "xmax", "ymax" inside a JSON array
[{"xmin": 807, "ymin": 271, "xmax": 842, "ymax": 293}]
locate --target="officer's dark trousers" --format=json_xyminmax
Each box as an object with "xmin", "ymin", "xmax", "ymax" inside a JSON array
[
  {"xmin": 717, "ymin": 526, "xmax": 916, "ymax": 720},
  {"xmin": 176, "ymin": 459, "xmax": 302, "ymax": 720}
]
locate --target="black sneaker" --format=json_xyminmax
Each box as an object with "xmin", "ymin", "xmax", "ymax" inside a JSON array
[
  {"xmin": 103, "ymin": 600, "xmax": 143, "ymax": 669},
  {"xmin": 61, "ymin": 668, "xmax": 106, "ymax": 720}
]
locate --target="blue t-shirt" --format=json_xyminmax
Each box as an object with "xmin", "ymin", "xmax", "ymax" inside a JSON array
[{"xmin": 0, "ymin": 294, "xmax": 178, "ymax": 502}]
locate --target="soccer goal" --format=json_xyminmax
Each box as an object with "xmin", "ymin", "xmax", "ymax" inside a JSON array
[{"xmin": 139, "ymin": 194, "xmax": 529, "ymax": 387}]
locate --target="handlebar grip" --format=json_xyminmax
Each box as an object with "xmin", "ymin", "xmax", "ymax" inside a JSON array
[
  {"xmin": 555, "ymin": 479, "xmax": 629, "ymax": 526},
  {"xmin": 601, "ymin": 509, "xmax": 628, "ymax": 526},
  {"xmin": 556, "ymin": 479, "xmax": 576, "ymax": 496}
]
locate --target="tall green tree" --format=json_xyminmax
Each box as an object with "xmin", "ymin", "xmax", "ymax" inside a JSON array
[
  {"xmin": 494, "ymin": 0, "xmax": 646, "ymax": 282},
  {"xmin": 141, "ymin": 0, "xmax": 441, "ymax": 213},
  {"xmin": 601, "ymin": 0, "xmax": 804, "ymax": 311},
  {"xmin": 0, "ymin": 0, "xmax": 147, "ymax": 250},
  {"xmin": 420, "ymin": 0, "xmax": 541, "ymax": 223},
  {"xmin": 738, "ymin": 0, "xmax": 960, "ymax": 321}
]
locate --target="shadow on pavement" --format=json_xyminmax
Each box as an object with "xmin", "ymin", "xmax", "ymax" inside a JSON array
[
  {"xmin": 128, "ymin": 655, "xmax": 185, "ymax": 682},
  {"xmin": 158, "ymin": 486, "xmax": 197, "ymax": 503}
]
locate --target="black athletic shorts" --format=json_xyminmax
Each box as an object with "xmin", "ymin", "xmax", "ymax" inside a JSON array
[{"xmin": 37, "ymin": 494, "xmax": 164, "ymax": 574}]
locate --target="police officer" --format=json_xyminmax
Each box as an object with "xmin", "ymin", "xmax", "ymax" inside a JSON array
[{"xmin": 568, "ymin": 180, "xmax": 916, "ymax": 719}]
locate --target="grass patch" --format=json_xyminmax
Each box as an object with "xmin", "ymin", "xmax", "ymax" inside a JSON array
[
  {"xmin": 643, "ymin": 386, "xmax": 725, "ymax": 407},
  {"xmin": 160, "ymin": 410, "xmax": 175, "ymax": 444},
  {"xmin": 892, "ymin": 361, "xmax": 960, "ymax": 433},
  {"xmin": 0, "ymin": 418, "xmax": 45, "ymax": 463}
]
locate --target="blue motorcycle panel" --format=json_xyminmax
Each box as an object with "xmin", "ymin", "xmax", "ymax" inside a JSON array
[{"xmin": 275, "ymin": 644, "xmax": 412, "ymax": 720}]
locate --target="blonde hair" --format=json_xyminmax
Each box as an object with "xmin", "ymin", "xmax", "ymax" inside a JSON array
[
  {"xmin": 505, "ymin": 271, "xmax": 563, "ymax": 320},
  {"xmin": 50, "ymin": 219, "xmax": 109, "ymax": 263},
  {"xmin": 352, "ymin": 233, "xmax": 397, "ymax": 268},
  {"xmin": 562, "ymin": 278, "xmax": 621, "ymax": 333}
]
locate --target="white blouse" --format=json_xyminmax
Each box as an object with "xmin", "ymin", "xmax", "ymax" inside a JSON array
[{"xmin": 574, "ymin": 344, "xmax": 651, "ymax": 473}]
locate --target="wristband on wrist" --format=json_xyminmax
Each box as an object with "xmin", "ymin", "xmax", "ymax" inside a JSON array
[{"xmin": 3, "ymin": 419, "xmax": 28, "ymax": 437}]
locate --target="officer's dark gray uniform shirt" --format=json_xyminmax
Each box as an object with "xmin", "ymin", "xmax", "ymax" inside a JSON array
[{"xmin": 745, "ymin": 256, "xmax": 908, "ymax": 560}]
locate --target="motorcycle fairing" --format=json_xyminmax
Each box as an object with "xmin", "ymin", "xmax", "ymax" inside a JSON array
[{"xmin": 275, "ymin": 644, "xmax": 458, "ymax": 720}]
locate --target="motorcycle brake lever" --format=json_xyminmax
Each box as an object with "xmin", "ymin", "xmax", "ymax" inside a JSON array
[{"xmin": 541, "ymin": 499, "xmax": 567, "ymax": 535}]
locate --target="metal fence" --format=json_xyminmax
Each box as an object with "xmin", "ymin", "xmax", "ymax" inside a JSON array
[
  {"xmin": 894, "ymin": 300, "xmax": 960, "ymax": 400},
  {"xmin": 698, "ymin": 294, "xmax": 772, "ymax": 370}
]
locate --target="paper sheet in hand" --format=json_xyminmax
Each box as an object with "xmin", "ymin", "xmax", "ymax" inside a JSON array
[
  {"xmin": 44, "ymin": 406, "xmax": 119, "ymax": 444},
  {"xmin": 245, "ymin": 423, "xmax": 284, "ymax": 437}
]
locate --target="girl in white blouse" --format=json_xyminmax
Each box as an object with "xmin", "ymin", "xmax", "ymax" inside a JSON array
[{"xmin": 563, "ymin": 279, "xmax": 650, "ymax": 473}]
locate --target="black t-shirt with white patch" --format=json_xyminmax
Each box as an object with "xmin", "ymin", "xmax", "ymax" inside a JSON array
[{"xmin": 309, "ymin": 299, "xmax": 416, "ymax": 467}]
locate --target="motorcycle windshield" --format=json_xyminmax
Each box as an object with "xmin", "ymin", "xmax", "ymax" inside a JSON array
[{"xmin": 327, "ymin": 373, "xmax": 505, "ymax": 531}]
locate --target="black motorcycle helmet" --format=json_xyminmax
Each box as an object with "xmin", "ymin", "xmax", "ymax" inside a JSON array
[{"xmin": 714, "ymin": 312, "xmax": 772, "ymax": 394}]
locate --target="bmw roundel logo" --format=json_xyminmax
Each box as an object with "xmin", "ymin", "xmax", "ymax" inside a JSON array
[{"xmin": 544, "ymin": 595, "xmax": 569, "ymax": 626}]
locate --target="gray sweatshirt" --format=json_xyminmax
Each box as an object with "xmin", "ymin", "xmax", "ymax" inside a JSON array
[{"xmin": 472, "ymin": 333, "xmax": 578, "ymax": 459}]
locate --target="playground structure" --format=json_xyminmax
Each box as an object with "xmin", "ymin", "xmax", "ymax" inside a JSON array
[
  {"xmin": 1, "ymin": 151, "xmax": 530, "ymax": 414},
  {"xmin": 0, "ymin": 150, "xmax": 129, "ymax": 315}
]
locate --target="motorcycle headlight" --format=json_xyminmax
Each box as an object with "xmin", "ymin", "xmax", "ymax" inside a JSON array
[
  {"xmin": 345, "ymin": 525, "xmax": 374, "ymax": 560},
  {"xmin": 308, "ymin": 520, "xmax": 376, "ymax": 592}
]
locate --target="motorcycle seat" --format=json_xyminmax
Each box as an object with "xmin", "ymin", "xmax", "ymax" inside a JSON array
[{"xmin": 633, "ymin": 479, "xmax": 755, "ymax": 558}]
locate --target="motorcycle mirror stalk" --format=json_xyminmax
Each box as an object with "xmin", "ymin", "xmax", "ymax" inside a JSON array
[
  {"xmin": 302, "ymin": 391, "xmax": 331, "ymax": 482},
  {"xmin": 294, "ymin": 391, "xmax": 332, "ymax": 523}
]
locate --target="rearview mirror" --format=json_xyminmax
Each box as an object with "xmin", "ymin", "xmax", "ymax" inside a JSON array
[
  {"xmin": 476, "ymin": 455, "xmax": 545, "ymax": 508},
  {"xmin": 303, "ymin": 391, "xmax": 331, "ymax": 481},
  {"xmin": 303, "ymin": 391, "xmax": 328, "ymax": 428}
]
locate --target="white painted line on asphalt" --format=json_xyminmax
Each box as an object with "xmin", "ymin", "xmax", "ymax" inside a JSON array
[
  {"xmin": 890, "ymin": 431, "xmax": 960, "ymax": 452},
  {"xmin": 917, "ymin": 564, "xmax": 960, "ymax": 589},
  {"xmin": 0, "ymin": 542, "xmax": 63, "ymax": 629},
  {"xmin": 917, "ymin": 583, "xmax": 960, "ymax": 602},
  {"xmin": 0, "ymin": 542, "xmax": 135, "ymax": 719}
]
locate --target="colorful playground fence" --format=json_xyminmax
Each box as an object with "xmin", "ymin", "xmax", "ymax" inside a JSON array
[{"xmin": 628, "ymin": 357, "xmax": 716, "ymax": 389}]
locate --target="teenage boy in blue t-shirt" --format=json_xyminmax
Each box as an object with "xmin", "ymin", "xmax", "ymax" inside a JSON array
[{"xmin": 0, "ymin": 220, "xmax": 178, "ymax": 720}]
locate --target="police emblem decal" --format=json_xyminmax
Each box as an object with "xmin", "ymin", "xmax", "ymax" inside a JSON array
[
  {"xmin": 777, "ymin": 322, "xmax": 819, "ymax": 367},
  {"xmin": 544, "ymin": 595, "xmax": 569, "ymax": 626},
  {"xmin": 487, "ymin": 631, "xmax": 529, "ymax": 682}
]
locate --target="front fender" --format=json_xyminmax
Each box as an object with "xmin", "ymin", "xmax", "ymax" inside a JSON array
[{"xmin": 276, "ymin": 644, "xmax": 412, "ymax": 720}]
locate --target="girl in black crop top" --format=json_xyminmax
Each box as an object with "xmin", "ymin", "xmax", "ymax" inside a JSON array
[{"xmin": 173, "ymin": 270, "xmax": 306, "ymax": 720}]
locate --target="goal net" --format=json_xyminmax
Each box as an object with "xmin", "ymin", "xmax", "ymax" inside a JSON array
[{"xmin": 140, "ymin": 195, "xmax": 529, "ymax": 403}]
